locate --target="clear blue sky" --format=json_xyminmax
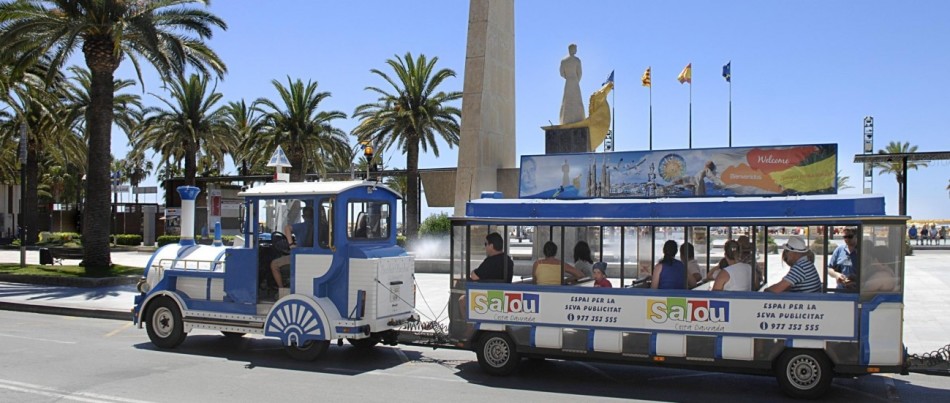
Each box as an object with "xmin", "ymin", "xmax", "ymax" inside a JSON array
[{"xmin": 107, "ymin": 0, "xmax": 949, "ymax": 219}]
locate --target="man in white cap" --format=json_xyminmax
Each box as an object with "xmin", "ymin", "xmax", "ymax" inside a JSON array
[{"xmin": 766, "ymin": 235, "xmax": 822, "ymax": 293}]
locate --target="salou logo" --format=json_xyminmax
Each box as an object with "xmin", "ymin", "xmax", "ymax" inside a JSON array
[
  {"xmin": 648, "ymin": 298, "xmax": 729, "ymax": 324},
  {"xmin": 471, "ymin": 291, "xmax": 540, "ymax": 315}
]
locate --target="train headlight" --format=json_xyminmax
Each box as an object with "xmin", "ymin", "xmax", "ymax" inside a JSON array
[{"xmin": 136, "ymin": 278, "xmax": 151, "ymax": 294}]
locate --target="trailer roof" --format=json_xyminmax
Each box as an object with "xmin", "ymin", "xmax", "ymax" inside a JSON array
[
  {"xmin": 461, "ymin": 194, "xmax": 898, "ymax": 222},
  {"xmin": 239, "ymin": 180, "xmax": 400, "ymax": 198}
]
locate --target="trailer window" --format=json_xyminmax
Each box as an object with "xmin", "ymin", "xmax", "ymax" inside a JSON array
[{"xmin": 860, "ymin": 224, "xmax": 903, "ymax": 298}]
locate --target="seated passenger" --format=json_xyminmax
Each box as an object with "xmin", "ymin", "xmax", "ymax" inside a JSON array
[
  {"xmin": 270, "ymin": 206, "xmax": 314, "ymax": 289},
  {"xmin": 573, "ymin": 241, "xmax": 594, "ymax": 278},
  {"xmin": 652, "ymin": 240, "xmax": 686, "ymax": 289},
  {"xmin": 353, "ymin": 215, "xmax": 368, "ymax": 238},
  {"xmin": 533, "ymin": 241, "xmax": 585, "ymax": 285},
  {"xmin": 863, "ymin": 245, "xmax": 898, "ymax": 292},
  {"xmin": 470, "ymin": 232, "xmax": 514, "ymax": 283},
  {"xmin": 765, "ymin": 236, "xmax": 822, "ymax": 293},
  {"xmin": 827, "ymin": 227, "xmax": 858, "ymax": 291},
  {"xmin": 592, "ymin": 262, "xmax": 612, "ymax": 288},
  {"xmin": 680, "ymin": 242, "xmax": 702, "ymax": 288},
  {"xmin": 712, "ymin": 240, "xmax": 752, "ymax": 291}
]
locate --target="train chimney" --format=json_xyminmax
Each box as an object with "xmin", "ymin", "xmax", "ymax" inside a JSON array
[{"xmin": 177, "ymin": 186, "xmax": 200, "ymax": 246}]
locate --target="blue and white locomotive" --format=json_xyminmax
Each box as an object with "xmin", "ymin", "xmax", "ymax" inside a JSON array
[{"xmin": 132, "ymin": 181, "xmax": 415, "ymax": 360}]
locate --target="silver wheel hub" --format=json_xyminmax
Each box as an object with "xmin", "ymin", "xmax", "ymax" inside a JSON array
[
  {"xmin": 484, "ymin": 338, "xmax": 510, "ymax": 368},
  {"xmin": 152, "ymin": 307, "xmax": 174, "ymax": 338},
  {"xmin": 787, "ymin": 355, "xmax": 821, "ymax": 389}
]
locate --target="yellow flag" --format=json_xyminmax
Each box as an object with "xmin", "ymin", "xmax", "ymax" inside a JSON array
[
  {"xmin": 677, "ymin": 63, "xmax": 692, "ymax": 84},
  {"xmin": 554, "ymin": 81, "xmax": 614, "ymax": 150},
  {"xmin": 641, "ymin": 67, "xmax": 651, "ymax": 87}
]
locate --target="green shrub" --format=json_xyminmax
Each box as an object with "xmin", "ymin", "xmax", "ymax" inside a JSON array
[
  {"xmin": 38, "ymin": 232, "xmax": 81, "ymax": 245},
  {"xmin": 157, "ymin": 235, "xmax": 181, "ymax": 247},
  {"xmin": 766, "ymin": 236, "xmax": 778, "ymax": 254},
  {"xmin": 222, "ymin": 235, "xmax": 234, "ymax": 246},
  {"xmin": 114, "ymin": 234, "xmax": 142, "ymax": 246},
  {"xmin": 396, "ymin": 235, "xmax": 407, "ymax": 247},
  {"xmin": 419, "ymin": 213, "xmax": 451, "ymax": 237}
]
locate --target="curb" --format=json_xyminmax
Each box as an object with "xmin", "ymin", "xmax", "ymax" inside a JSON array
[
  {"xmin": 0, "ymin": 274, "xmax": 140, "ymax": 288},
  {"xmin": 0, "ymin": 301, "xmax": 128, "ymax": 321}
]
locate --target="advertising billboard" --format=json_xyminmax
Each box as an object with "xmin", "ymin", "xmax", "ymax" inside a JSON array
[{"xmin": 519, "ymin": 144, "xmax": 838, "ymax": 199}]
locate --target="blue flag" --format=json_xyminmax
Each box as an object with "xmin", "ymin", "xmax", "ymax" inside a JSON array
[
  {"xmin": 722, "ymin": 61, "xmax": 731, "ymax": 82},
  {"xmin": 603, "ymin": 70, "xmax": 614, "ymax": 86}
]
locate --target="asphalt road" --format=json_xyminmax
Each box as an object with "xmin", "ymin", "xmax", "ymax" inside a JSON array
[{"xmin": 1, "ymin": 311, "xmax": 948, "ymax": 403}]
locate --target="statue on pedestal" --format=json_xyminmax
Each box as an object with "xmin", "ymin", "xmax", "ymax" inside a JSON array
[{"xmin": 559, "ymin": 43, "xmax": 584, "ymax": 124}]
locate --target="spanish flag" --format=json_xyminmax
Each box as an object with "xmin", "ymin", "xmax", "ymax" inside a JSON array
[
  {"xmin": 677, "ymin": 63, "xmax": 692, "ymax": 84},
  {"xmin": 641, "ymin": 67, "xmax": 651, "ymax": 87}
]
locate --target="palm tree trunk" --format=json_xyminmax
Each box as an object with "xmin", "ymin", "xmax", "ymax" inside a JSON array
[
  {"xmin": 289, "ymin": 149, "xmax": 304, "ymax": 182},
  {"xmin": 406, "ymin": 141, "xmax": 420, "ymax": 239},
  {"xmin": 184, "ymin": 142, "xmax": 197, "ymax": 186},
  {"xmin": 83, "ymin": 69, "xmax": 116, "ymax": 269},
  {"xmin": 23, "ymin": 145, "xmax": 38, "ymax": 245}
]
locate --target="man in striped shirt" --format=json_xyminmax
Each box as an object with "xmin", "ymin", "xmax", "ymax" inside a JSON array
[{"xmin": 766, "ymin": 236, "xmax": 822, "ymax": 293}]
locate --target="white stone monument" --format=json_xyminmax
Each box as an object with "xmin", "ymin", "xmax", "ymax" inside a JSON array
[
  {"xmin": 453, "ymin": 0, "xmax": 517, "ymax": 215},
  {"xmin": 559, "ymin": 43, "xmax": 584, "ymax": 124}
]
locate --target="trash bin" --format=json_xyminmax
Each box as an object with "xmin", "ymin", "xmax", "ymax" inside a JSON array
[{"xmin": 39, "ymin": 248, "xmax": 52, "ymax": 265}]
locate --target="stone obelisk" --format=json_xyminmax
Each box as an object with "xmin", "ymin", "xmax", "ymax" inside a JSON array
[{"xmin": 453, "ymin": 0, "xmax": 516, "ymax": 215}]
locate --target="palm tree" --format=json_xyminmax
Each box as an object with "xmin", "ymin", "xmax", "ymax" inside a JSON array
[
  {"xmin": 221, "ymin": 99, "xmax": 265, "ymax": 179},
  {"xmin": 63, "ymin": 66, "xmax": 143, "ymax": 141},
  {"xmin": 0, "ymin": 0, "xmax": 227, "ymax": 268},
  {"xmin": 837, "ymin": 170, "xmax": 853, "ymax": 191},
  {"xmin": 0, "ymin": 65, "xmax": 80, "ymax": 244},
  {"xmin": 122, "ymin": 150, "xmax": 153, "ymax": 204},
  {"xmin": 873, "ymin": 141, "xmax": 928, "ymax": 215},
  {"xmin": 352, "ymin": 53, "xmax": 462, "ymax": 238},
  {"xmin": 134, "ymin": 73, "xmax": 232, "ymax": 187},
  {"xmin": 252, "ymin": 77, "xmax": 350, "ymax": 182}
]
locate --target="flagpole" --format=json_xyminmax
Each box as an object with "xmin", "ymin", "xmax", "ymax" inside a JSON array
[
  {"xmin": 688, "ymin": 81, "xmax": 693, "ymax": 149},
  {"xmin": 649, "ymin": 83, "xmax": 653, "ymax": 151},
  {"xmin": 611, "ymin": 87, "xmax": 616, "ymax": 152},
  {"xmin": 728, "ymin": 78, "xmax": 733, "ymax": 147}
]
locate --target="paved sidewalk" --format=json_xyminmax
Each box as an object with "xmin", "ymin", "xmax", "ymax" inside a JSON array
[{"xmin": 1, "ymin": 249, "xmax": 948, "ymax": 355}]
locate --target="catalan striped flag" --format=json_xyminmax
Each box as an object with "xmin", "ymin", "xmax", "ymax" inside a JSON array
[{"xmin": 641, "ymin": 67, "xmax": 651, "ymax": 87}]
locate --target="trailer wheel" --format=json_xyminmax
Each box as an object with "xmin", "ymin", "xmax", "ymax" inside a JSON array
[
  {"xmin": 775, "ymin": 349, "xmax": 833, "ymax": 399},
  {"xmin": 347, "ymin": 336, "xmax": 380, "ymax": 348},
  {"xmin": 145, "ymin": 297, "xmax": 187, "ymax": 349},
  {"xmin": 285, "ymin": 340, "xmax": 330, "ymax": 361},
  {"xmin": 476, "ymin": 333, "xmax": 520, "ymax": 376}
]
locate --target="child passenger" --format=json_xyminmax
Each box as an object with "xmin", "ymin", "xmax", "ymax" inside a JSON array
[{"xmin": 592, "ymin": 262, "xmax": 612, "ymax": 288}]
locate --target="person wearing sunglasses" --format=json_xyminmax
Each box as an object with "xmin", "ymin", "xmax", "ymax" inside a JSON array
[
  {"xmin": 828, "ymin": 228, "xmax": 859, "ymax": 291},
  {"xmin": 470, "ymin": 232, "xmax": 514, "ymax": 283}
]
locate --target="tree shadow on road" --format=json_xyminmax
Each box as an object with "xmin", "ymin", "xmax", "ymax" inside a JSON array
[
  {"xmin": 132, "ymin": 333, "xmax": 424, "ymax": 375},
  {"xmin": 0, "ymin": 282, "xmax": 132, "ymax": 301}
]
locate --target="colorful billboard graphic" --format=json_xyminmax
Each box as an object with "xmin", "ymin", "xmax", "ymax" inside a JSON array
[{"xmin": 519, "ymin": 144, "xmax": 838, "ymax": 198}]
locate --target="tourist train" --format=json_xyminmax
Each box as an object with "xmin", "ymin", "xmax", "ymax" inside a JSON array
[{"xmin": 132, "ymin": 144, "xmax": 916, "ymax": 398}]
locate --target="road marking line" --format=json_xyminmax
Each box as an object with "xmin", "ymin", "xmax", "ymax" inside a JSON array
[
  {"xmin": 883, "ymin": 374, "xmax": 901, "ymax": 402},
  {"xmin": 366, "ymin": 371, "xmax": 464, "ymax": 383},
  {"xmin": 0, "ymin": 332, "xmax": 75, "ymax": 344},
  {"xmin": 574, "ymin": 361, "xmax": 618, "ymax": 382},
  {"xmin": 104, "ymin": 323, "xmax": 132, "ymax": 338},
  {"xmin": 393, "ymin": 347, "xmax": 410, "ymax": 363},
  {"xmin": 648, "ymin": 372, "xmax": 714, "ymax": 381},
  {"xmin": 0, "ymin": 378, "xmax": 154, "ymax": 403},
  {"xmin": 835, "ymin": 383, "xmax": 889, "ymax": 403}
]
